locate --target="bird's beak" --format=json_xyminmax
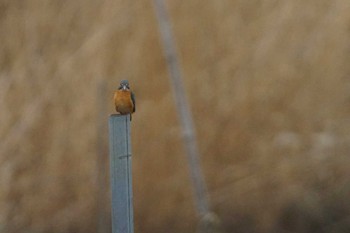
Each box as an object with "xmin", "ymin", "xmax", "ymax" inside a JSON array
[{"xmin": 122, "ymin": 85, "xmax": 127, "ymax": 90}]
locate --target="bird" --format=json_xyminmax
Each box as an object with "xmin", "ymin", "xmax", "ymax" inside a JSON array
[{"xmin": 114, "ymin": 80, "xmax": 135, "ymax": 121}]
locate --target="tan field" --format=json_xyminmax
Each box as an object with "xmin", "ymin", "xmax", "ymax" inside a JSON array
[{"xmin": 1, "ymin": 1, "xmax": 350, "ymax": 232}]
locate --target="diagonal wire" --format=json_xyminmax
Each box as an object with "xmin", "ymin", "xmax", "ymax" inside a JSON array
[{"xmin": 152, "ymin": 0, "xmax": 210, "ymax": 216}]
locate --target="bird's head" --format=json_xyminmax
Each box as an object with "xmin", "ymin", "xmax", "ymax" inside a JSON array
[{"xmin": 119, "ymin": 80, "xmax": 130, "ymax": 91}]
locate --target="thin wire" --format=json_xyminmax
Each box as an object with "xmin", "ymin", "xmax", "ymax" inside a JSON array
[{"xmin": 152, "ymin": 0, "xmax": 210, "ymax": 216}]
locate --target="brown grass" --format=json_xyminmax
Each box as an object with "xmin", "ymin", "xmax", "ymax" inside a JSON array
[{"xmin": 1, "ymin": 0, "xmax": 350, "ymax": 232}]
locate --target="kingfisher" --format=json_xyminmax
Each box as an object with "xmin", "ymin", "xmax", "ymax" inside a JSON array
[{"xmin": 114, "ymin": 80, "xmax": 135, "ymax": 121}]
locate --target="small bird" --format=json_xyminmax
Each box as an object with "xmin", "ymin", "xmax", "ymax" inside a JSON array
[{"xmin": 114, "ymin": 80, "xmax": 135, "ymax": 121}]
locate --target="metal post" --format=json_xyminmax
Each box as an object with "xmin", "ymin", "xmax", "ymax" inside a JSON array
[{"xmin": 108, "ymin": 114, "xmax": 134, "ymax": 233}]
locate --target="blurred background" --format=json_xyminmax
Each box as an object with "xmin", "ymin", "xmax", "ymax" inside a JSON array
[{"xmin": 1, "ymin": 0, "xmax": 350, "ymax": 233}]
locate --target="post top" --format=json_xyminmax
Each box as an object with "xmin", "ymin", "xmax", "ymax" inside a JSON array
[{"xmin": 109, "ymin": 114, "xmax": 129, "ymax": 118}]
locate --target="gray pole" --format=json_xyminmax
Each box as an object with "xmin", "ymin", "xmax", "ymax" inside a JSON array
[{"xmin": 108, "ymin": 114, "xmax": 134, "ymax": 233}]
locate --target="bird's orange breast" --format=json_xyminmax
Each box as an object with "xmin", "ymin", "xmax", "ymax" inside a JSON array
[{"xmin": 114, "ymin": 90, "xmax": 134, "ymax": 114}]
